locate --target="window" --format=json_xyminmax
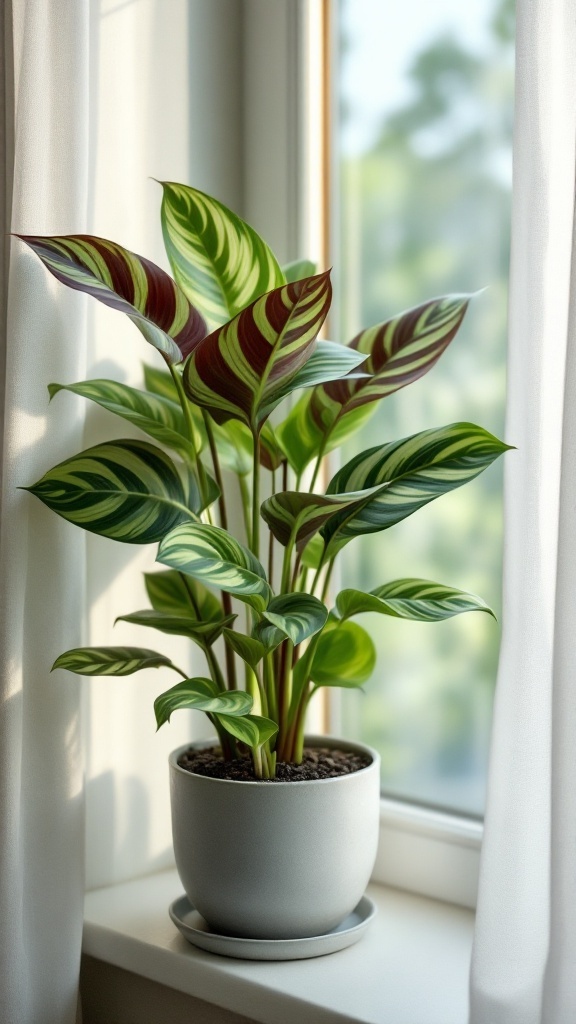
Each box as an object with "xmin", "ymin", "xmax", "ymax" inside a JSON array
[{"xmin": 330, "ymin": 0, "xmax": 514, "ymax": 817}]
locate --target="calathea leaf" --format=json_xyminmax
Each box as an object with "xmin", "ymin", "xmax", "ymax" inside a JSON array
[
  {"xmin": 215, "ymin": 713, "xmax": 278, "ymax": 749},
  {"xmin": 182, "ymin": 270, "xmax": 332, "ymax": 431},
  {"xmin": 115, "ymin": 610, "xmax": 235, "ymax": 646},
  {"xmin": 262, "ymin": 594, "xmax": 328, "ymax": 645},
  {"xmin": 49, "ymin": 379, "xmax": 193, "ymax": 459},
  {"xmin": 24, "ymin": 439, "xmax": 196, "ymax": 543},
  {"xmin": 278, "ymin": 294, "xmax": 471, "ymax": 473},
  {"xmin": 251, "ymin": 620, "xmax": 287, "ymax": 652},
  {"xmin": 309, "ymin": 621, "xmax": 376, "ymax": 688},
  {"xmin": 222, "ymin": 629, "xmax": 267, "ymax": 669},
  {"xmin": 17, "ymin": 234, "xmax": 206, "ymax": 364},
  {"xmin": 260, "ymin": 487, "xmax": 379, "ymax": 551},
  {"xmin": 160, "ymin": 181, "xmax": 285, "ymax": 328},
  {"xmin": 335, "ymin": 579, "xmax": 496, "ymax": 622},
  {"xmin": 144, "ymin": 569, "xmax": 222, "ymax": 622},
  {"xmin": 268, "ymin": 340, "xmax": 368, "ymax": 407},
  {"xmin": 154, "ymin": 677, "xmax": 253, "ymax": 728},
  {"xmin": 156, "ymin": 522, "xmax": 272, "ymax": 612},
  {"xmin": 52, "ymin": 646, "xmax": 175, "ymax": 675},
  {"xmin": 321, "ymin": 422, "xmax": 511, "ymax": 557}
]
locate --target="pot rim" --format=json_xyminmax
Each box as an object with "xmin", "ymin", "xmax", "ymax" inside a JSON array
[{"xmin": 169, "ymin": 733, "xmax": 380, "ymax": 787}]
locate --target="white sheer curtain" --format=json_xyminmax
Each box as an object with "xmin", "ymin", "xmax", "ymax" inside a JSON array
[
  {"xmin": 0, "ymin": 3, "xmax": 90, "ymax": 1023},
  {"xmin": 1, "ymin": 2, "xmax": 245, "ymax": 1022},
  {"xmin": 470, "ymin": 1, "xmax": 576, "ymax": 1021}
]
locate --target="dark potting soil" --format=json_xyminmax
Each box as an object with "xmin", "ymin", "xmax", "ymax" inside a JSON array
[{"xmin": 177, "ymin": 746, "xmax": 372, "ymax": 782}]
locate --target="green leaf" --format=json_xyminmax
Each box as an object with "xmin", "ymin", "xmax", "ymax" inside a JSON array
[
  {"xmin": 322, "ymin": 422, "xmax": 511, "ymax": 556},
  {"xmin": 269, "ymin": 340, "xmax": 368, "ymax": 406},
  {"xmin": 260, "ymin": 487, "xmax": 378, "ymax": 551},
  {"xmin": 262, "ymin": 594, "xmax": 328, "ymax": 645},
  {"xmin": 277, "ymin": 294, "xmax": 471, "ymax": 474},
  {"xmin": 251, "ymin": 620, "xmax": 287, "ymax": 652},
  {"xmin": 300, "ymin": 534, "xmax": 325, "ymax": 571},
  {"xmin": 52, "ymin": 646, "xmax": 174, "ymax": 676},
  {"xmin": 156, "ymin": 522, "xmax": 272, "ymax": 612},
  {"xmin": 115, "ymin": 609, "xmax": 235, "ymax": 645},
  {"xmin": 143, "ymin": 364, "xmax": 180, "ymax": 402},
  {"xmin": 222, "ymin": 629, "xmax": 267, "ymax": 669},
  {"xmin": 183, "ymin": 271, "xmax": 332, "ymax": 430},
  {"xmin": 18, "ymin": 233, "xmax": 206, "ymax": 365},
  {"xmin": 309, "ymin": 621, "xmax": 376, "ymax": 689},
  {"xmin": 277, "ymin": 392, "xmax": 375, "ymax": 475},
  {"xmin": 48, "ymin": 379, "xmax": 194, "ymax": 459},
  {"xmin": 335, "ymin": 580, "xmax": 496, "ymax": 622},
  {"xmin": 24, "ymin": 439, "xmax": 196, "ymax": 543},
  {"xmin": 144, "ymin": 569, "xmax": 222, "ymax": 622},
  {"xmin": 160, "ymin": 181, "xmax": 285, "ymax": 328},
  {"xmin": 154, "ymin": 677, "xmax": 252, "ymax": 728},
  {"xmin": 282, "ymin": 259, "xmax": 317, "ymax": 283},
  {"xmin": 215, "ymin": 713, "xmax": 278, "ymax": 749}
]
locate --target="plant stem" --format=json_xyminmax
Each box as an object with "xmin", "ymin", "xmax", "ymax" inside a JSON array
[
  {"xmin": 169, "ymin": 364, "xmax": 209, "ymax": 509},
  {"xmin": 268, "ymin": 468, "xmax": 276, "ymax": 589},
  {"xmin": 320, "ymin": 558, "xmax": 335, "ymax": 603},
  {"xmin": 309, "ymin": 436, "xmax": 328, "ymax": 493},
  {"xmin": 239, "ymin": 473, "xmax": 252, "ymax": 547},
  {"xmin": 251, "ymin": 434, "xmax": 261, "ymax": 560},
  {"xmin": 202, "ymin": 410, "xmax": 228, "ymax": 529},
  {"xmin": 276, "ymin": 640, "xmax": 293, "ymax": 758}
]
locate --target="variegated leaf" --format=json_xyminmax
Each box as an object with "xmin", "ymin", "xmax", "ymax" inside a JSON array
[
  {"xmin": 278, "ymin": 295, "xmax": 470, "ymax": 473},
  {"xmin": 183, "ymin": 271, "xmax": 332, "ymax": 430},
  {"xmin": 160, "ymin": 181, "xmax": 285, "ymax": 328},
  {"xmin": 49, "ymin": 379, "xmax": 193, "ymax": 458},
  {"xmin": 52, "ymin": 646, "xmax": 174, "ymax": 676},
  {"xmin": 321, "ymin": 423, "xmax": 511, "ymax": 556},
  {"xmin": 268, "ymin": 340, "xmax": 368, "ymax": 410},
  {"xmin": 154, "ymin": 677, "xmax": 252, "ymax": 728},
  {"xmin": 262, "ymin": 594, "xmax": 328, "ymax": 645},
  {"xmin": 156, "ymin": 522, "xmax": 272, "ymax": 612},
  {"xmin": 24, "ymin": 439, "xmax": 196, "ymax": 543},
  {"xmin": 142, "ymin": 364, "xmax": 180, "ymax": 402},
  {"xmin": 18, "ymin": 234, "xmax": 206, "ymax": 364},
  {"xmin": 335, "ymin": 580, "xmax": 495, "ymax": 622},
  {"xmin": 260, "ymin": 487, "xmax": 378, "ymax": 551}
]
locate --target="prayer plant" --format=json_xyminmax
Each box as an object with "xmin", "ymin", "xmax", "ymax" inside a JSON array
[{"xmin": 20, "ymin": 182, "xmax": 510, "ymax": 778}]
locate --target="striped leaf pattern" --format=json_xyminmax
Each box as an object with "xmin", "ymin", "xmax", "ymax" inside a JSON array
[
  {"xmin": 322, "ymin": 423, "xmax": 510, "ymax": 555},
  {"xmin": 156, "ymin": 523, "xmax": 272, "ymax": 612},
  {"xmin": 154, "ymin": 677, "xmax": 253, "ymax": 729},
  {"xmin": 18, "ymin": 234, "xmax": 206, "ymax": 364},
  {"xmin": 160, "ymin": 181, "xmax": 285, "ymax": 328},
  {"xmin": 183, "ymin": 271, "xmax": 332, "ymax": 430},
  {"xmin": 24, "ymin": 440, "xmax": 195, "ymax": 543},
  {"xmin": 269, "ymin": 340, "xmax": 368, "ymax": 408},
  {"xmin": 49, "ymin": 380, "xmax": 192, "ymax": 458},
  {"xmin": 336, "ymin": 580, "xmax": 495, "ymax": 622},
  {"xmin": 263, "ymin": 594, "xmax": 328, "ymax": 645},
  {"xmin": 260, "ymin": 488, "xmax": 378, "ymax": 550},
  {"xmin": 277, "ymin": 295, "xmax": 470, "ymax": 473},
  {"xmin": 52, "ymin": 646, "xmax": 174, "ymax": 675}
]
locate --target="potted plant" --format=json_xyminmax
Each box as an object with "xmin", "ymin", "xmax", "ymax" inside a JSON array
[{"xmin": 19, "ymin": 182, "xmax": 509, "ymax": 948}]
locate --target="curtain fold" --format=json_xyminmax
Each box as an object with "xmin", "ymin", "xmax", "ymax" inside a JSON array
[
  {"xmin": 0, "ymin": 2, "xmax": 90, "ymax": 1023},
  {"xmin": 470, "ymin": 1, "xmax": 576, "ymax": 1021}
]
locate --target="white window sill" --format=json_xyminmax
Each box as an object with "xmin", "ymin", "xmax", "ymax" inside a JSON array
[{"xmin": 82, "ymin": 868, "xmax": 474, "ymax": 1024}]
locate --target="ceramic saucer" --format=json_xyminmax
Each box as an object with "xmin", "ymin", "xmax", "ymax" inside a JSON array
[{"xmin": 169, "ymin": 894, "xmax": 376, "ymax": 961}]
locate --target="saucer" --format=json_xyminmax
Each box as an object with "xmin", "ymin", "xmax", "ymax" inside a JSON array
[{"xmin": 169, "ymin": 894, "xmax": 377, "ymax": 961}]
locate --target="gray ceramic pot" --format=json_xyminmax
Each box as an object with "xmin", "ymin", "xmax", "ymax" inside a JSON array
[{"xmin": 169, "ymin": 734, "xmax": 380, "ymax": 940}]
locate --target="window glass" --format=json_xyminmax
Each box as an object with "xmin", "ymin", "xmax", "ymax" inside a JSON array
[{"xmin": 334, "ymin": 0, "xmax": 514, "ymax": 816}]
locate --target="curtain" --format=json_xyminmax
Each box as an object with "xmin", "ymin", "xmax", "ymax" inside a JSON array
[
  {"xmin": 0, "ymin": 2, "xmax": 90, "ymax": 1023},
  {"xmin": 470, "ymin": 1, "xmax": 576, "ymax": 1021}
]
